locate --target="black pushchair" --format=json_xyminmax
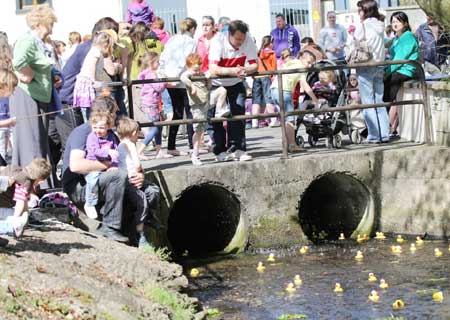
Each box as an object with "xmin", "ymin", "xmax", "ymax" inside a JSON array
[{"xmin": 295, "ymin": 60, "xmax": 361, "ymax": 149}]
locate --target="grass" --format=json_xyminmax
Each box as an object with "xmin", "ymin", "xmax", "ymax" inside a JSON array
[
  {"xmin": 142, "ymin": 245, "xmax": 172, "ymax": 261},
  {"xmin": 144, "ymin": 285, "xmax": 196, "ymax": 320}
]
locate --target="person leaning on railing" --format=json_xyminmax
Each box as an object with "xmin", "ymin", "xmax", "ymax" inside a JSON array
[{"xmin": 383, "ymin": 11, "xmax": 419, "ymax": 140}]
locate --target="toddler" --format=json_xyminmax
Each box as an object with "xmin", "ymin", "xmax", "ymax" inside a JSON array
[
  {"xmin": 180, "ymin": 53, "xmax": 227, "ymax": 165},
  {"xmin": 0, "ymin": 69, "xmax": 18, "ymax": 164},
  {"xmin": 304, "ymin": 70, "xmax": 337, "ymax": 124},
  {"xmin": 73, "ymin": 30, "xmax": 116, "ymax": 120},
  {"xmin": 136, "ymin": 51, "xmax": 172, "ymax": 160},
  {"xmin": 116, "ymin": 117, "xmax": 162, "ymax": 247},
  {"xmin": 346, "ymin": 74, "xmax": 365, "ymax": 132},
  {"xmin": 0, "ymin": 158, "xmax": 52, "ymax": 239},
  {"xmin": 127, "ymin": 0, "xmax": 155, "ymax": 27},
  {"xmin": 84, "ymin": 111, "xmax": 119, "ymax": 219}
]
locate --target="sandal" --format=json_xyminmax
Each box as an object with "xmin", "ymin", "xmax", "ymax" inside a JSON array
[{"xmin": 167, "ymin": 149, "xmax": 188, "ymax": 156}]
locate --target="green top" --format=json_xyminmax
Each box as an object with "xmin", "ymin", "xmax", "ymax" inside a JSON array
[
  {"xmin": 13, "ymin": 31, "xmax": 52, "ymax": 103},
  {"xmin": 121, "ymin": 37, "xmax": 164, "ymax": 80},
  {"xmin": 387, "ymin": 30, "xmax": 419, "ymax": 78}
]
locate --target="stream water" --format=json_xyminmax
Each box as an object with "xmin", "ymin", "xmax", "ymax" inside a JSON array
[{"xmin": 183, "ymin": 238, "xmax": 450, "ymax": 319}]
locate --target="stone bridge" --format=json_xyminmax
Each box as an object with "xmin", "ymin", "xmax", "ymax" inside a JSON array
[{"xmin": 143, "ymin": 128, "xmax": 450, "ymax": 256}]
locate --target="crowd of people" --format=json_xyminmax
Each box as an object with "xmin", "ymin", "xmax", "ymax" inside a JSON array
[{"xmin": 0, "ymin": 0, "xmax": 448, "ymax": 246}]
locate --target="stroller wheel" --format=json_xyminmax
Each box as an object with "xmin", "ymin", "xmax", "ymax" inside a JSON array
[
  {"xmin": 333, "ymin": 134, "xmax": 342, "ymax": 149},
  {"xmin": 308, "ymin": 135, "xmax": 318, "ymax": 147},
  {"xmin": 351, "ymin": 130, "xmax": 362, "ymax": 144},
  {"xmin": 296, "ymin": 135, "xmax": 305, "ymax": 148}
]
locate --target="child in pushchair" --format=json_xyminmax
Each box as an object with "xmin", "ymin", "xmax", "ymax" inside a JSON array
[{"xmin": 295, "ymin": 60, "xmax": 349, "ymax": 148}]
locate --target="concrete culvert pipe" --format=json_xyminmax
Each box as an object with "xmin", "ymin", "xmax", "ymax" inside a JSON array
[
  {"xmin": 168, "ymin": 183, "xmax": 245, "ymax": 256},
  {"xmin": 298, "ymin": 172, "xmax": 374, "ymax": 242}
]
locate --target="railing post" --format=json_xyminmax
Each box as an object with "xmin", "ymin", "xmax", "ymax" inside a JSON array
[
  {"xmin": 277, "ymin": 74, "xmax": 289, "ymax": 159},
  {"xmin": 413, "ymin": 61, "xmax": 432, "ymax": 145},
  {"xmin": 127, "ymin": 82, "xmax": 134, "ymax": 120}
]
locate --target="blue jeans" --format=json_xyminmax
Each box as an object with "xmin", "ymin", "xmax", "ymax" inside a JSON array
[
  {"xmin": 357, "ymin": 66, "xmax": 389, "ymax": 142},
  {"xmin": 0, "ymin": 213, "xmax": 15, "ymax": 235},
  {"xmin": 271, "ymin": 88, "xmax": 295, "ymax": 123},
  {"xmin": 85, "ymin": 171, "xmax": 101, "ymax": 206},
  {"xmin": 162, "ymin": 89, "xmax": 173, "ymax": 116}
]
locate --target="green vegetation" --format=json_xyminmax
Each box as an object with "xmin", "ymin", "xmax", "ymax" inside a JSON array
[
  {"xmin": 144, "ymin": 284, "xmax": 196, "ymax": 320},
  {"xmin": 278, "ymin": 314, "xmax": 308, "ymax": 320},
  {"xmin": 99, "ymin": 312, "xmax": 117, "ymax": 320},
  {"xmin": 143, "ymin": 245, "xmax": 172, "ymax": 261},
  {"xmin": 205, "ymin": 307, "xmax": 223, "ymax": 319}
]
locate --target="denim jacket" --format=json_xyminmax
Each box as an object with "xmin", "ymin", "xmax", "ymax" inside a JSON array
[{"xmin": 416, "ymin": 23, "xmax": 450, "ymax": 66}]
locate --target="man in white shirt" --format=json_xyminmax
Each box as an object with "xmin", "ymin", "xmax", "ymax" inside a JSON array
[
  {"xmin": 208, "ymin": 20, "xmax": 258, "ymax": 161},
  {"xmin": 318, "ymin": 11, "xmax": 348, "ymax": 62}
]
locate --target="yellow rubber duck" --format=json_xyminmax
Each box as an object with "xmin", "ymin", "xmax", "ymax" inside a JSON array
[
  {"xmin": 391, "ymin": 245, "xmax": 402, "ymax": 254},
  {"xmin": 375, "ymin": 232, "xmax": 386, "ymax": 240},
  {"xmin": 355, "ymin": 250, "xmax": 364, "ymax": 260},
  {"xmin": 256, "ymin": 261, "xmax": 266, "ymax": 272},
  {"xmin": 434, "ymin": 248, "xmax": 443, "ymax": 257},
  {"xmin": 334, "ymin": 283, "xmax": 344, "ymax": 293},
  {"xmin": 363, "ymin": 234, "xmax": 370, "ymax": 241},
  {"xmin": 299, "ymin": 246, "xmax": 309, "ymax": 254},
  {"xmin": 190, "ymin": 268, "xmax": 200, "ymax": 278},
  {"xmin": 416, "ymin": 236, "xmax": 424, "ymax": 245},
  {"xmin": 410, "ymin": 243, "xmax": 417, "ymax": 252},
  {"xmin": 368, "ymin": 273, "xmax": 377, "ymax": 282},
  {"xmin": 356, "ymin": 234, "xmax": 365, "ymax": 243},
  {"xmin": 392, "ymin": 299, "xmax": 405, "ymax": 309},
  {"xmin": 285, "ymin": 282, "xmax": 296, "ymax": 293},
  {"xmin": 293, "ymin": 275, "xmax": 303, "ymax": 286},
  {"xmin": 267, "ymin": 253, "xmax": 276, "ymax": 262},
  {"xmin": 433, "ymin": 291, "xmax": 443, "ymax": 302},
  {"xmin": 368, "ymin": 290, "xmax": 380, "ymax": 302},
  {"xmin": 396, "ymin": 235, "xmax": 404, "ymax": 243},
  {"xmin": 379, "ymin": 279, "xmax": 389, "ymax": 289},
  {"xmin": 339, "ymin": 233, "xmax": 345, "ymax": 240}
]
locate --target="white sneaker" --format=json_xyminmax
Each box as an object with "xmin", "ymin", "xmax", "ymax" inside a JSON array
[
  {"xmin": 83, "ymin": 204, "xmax": 98, "ymax": 219},
  {"xmin": 269, "ymin": 120, "xmax": 280, "ymax": 127},
  {"xmin": 191, "ymin": 154, "xmax": 203, "ymax": 166},
  {"xmin": 215, "ymin": 152, "xmax": 230, "ymax": 162},
  {"xmin": 215, "ymin": 106, "xmax": 231, "ymax": 118},
  {"xmin": 232, "ymin": 150, "xmax": 252, "ymax": 161}
]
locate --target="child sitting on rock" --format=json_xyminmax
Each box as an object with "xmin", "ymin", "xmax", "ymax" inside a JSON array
[
  {"xmin": 0, "ymin": 158, "xmax": 52, "ymax": 240},
  {"xmin": 116, "ymin": 117, "xmax": 162, "ymax": 247}
]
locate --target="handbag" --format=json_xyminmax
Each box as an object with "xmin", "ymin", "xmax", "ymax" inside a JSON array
[{"xmin": 347, "ymin": 22, "xmax": 373, "ymax": 64}]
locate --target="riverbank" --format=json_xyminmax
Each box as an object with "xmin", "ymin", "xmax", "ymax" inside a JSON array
[{"xmin": 0, "ymin": 209, "xmax": 204, "ymax": 320}]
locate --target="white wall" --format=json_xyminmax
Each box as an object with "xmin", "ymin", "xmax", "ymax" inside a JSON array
[
  {"xmin": 1, "ymin": 0, "xmax": 124, "ymax": 44},
  {"xmin": 186, "ymin": 0, "xmax": 272, "ymax": 46}
]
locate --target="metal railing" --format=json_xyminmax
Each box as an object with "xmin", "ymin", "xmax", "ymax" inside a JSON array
[{"xmin": 125, "ymin": 59, "xmax": 431, "ymax": 159}]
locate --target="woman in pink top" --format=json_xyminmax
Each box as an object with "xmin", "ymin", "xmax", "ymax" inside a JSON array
[{"xmin": 197, "ymin": 16, "xmax": 216, "ymax": 72}]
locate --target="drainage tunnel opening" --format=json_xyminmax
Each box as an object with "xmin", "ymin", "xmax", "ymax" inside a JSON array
[
  {"xmin": 299, "ymin": 173, "xmax": 371, "ymax": 242},
  {"xmin": 168, "ymin": 184, "xmax": 241, "ymax": 256}
]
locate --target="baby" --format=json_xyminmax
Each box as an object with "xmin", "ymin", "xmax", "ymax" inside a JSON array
[
  {"xmin": 127, "ymin": 0, "xmax": 155, "ymax": 27},
  {"xmin": 305, "ymin": 70, "xmax": 337, "ymax": 124},
  {"xmin": 84, "ymin": 110, "xmax": 119, "ymax": 219}
]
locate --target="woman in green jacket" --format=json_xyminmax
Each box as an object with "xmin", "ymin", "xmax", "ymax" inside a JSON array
[{"xmin": 383, "ymin": 11, "xmax": 419, "ymax": 138}]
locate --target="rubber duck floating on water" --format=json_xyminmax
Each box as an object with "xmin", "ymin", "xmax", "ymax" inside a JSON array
[
  {"xmin": 434, "ymin": 248, "xmax": 443, "ymax": 257},
  {"xmin": 368, "ymin": 290, "xmax": 380, "ymax": 302},
  {"xmin": 267, "ymin": 253, "xmax": 276, "ymax": 262},
  {"xmin": 433, "ymin": 291, "xmax": 443, "ymax": 302},
  {"xmin": 339, "ymin": 233, "xmax": 345, "ymax": 240},
  {"xmin": 379, "ymin": 279, "xmax": 389, "ymax": 289},
  {"xmin": 410, "ymin": 243, "xmax": 417, "ymax": 252},
  {"xmin": 285, "ymin": 283, "xmax": 296, "ymax": 293},
  {"xmin": 392, "ymin": 299, "xmax": 405, "ymax": 310},
  {"xmin": 368, "ymin": 273, "xmax": 377, "ymax": 282},
  {"xmin": 396, "ymin": 235, "xmax": 404, "ymax": 243},
  {"xmin": 416, "ymin": 236, "xmax": 424, "ymax": 245},
  {"xmin": 334, "ymin": 283, "xmax": 344, "ymax": 293},
  {"xmin": 356, "ymin": 234, "xmax": 365, "ymax": 243},
  {"xmin": 293, "ymin": 275, "xmax": 303, "ymax": 286},
  {"xmin": 299, "ymin": 246, "xmax": 309, "ymax": 254},
  {"xmin": 256, "ymin": 262, "xmax": 266, "ymax": 272},
  {"xmin": 190, "ymin": 268, "xmax": 200, "ymax": 278},
  {"xmin": 374, "ymin": 232, "xmax": 386, "ymax": 240},
  {"xmin": 391, "ymin": 245, "xmax": 402, "ymax": 254},
  {"xmin": 355, "ymin": 250, "xmax": 364, "ymax": 260}
]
